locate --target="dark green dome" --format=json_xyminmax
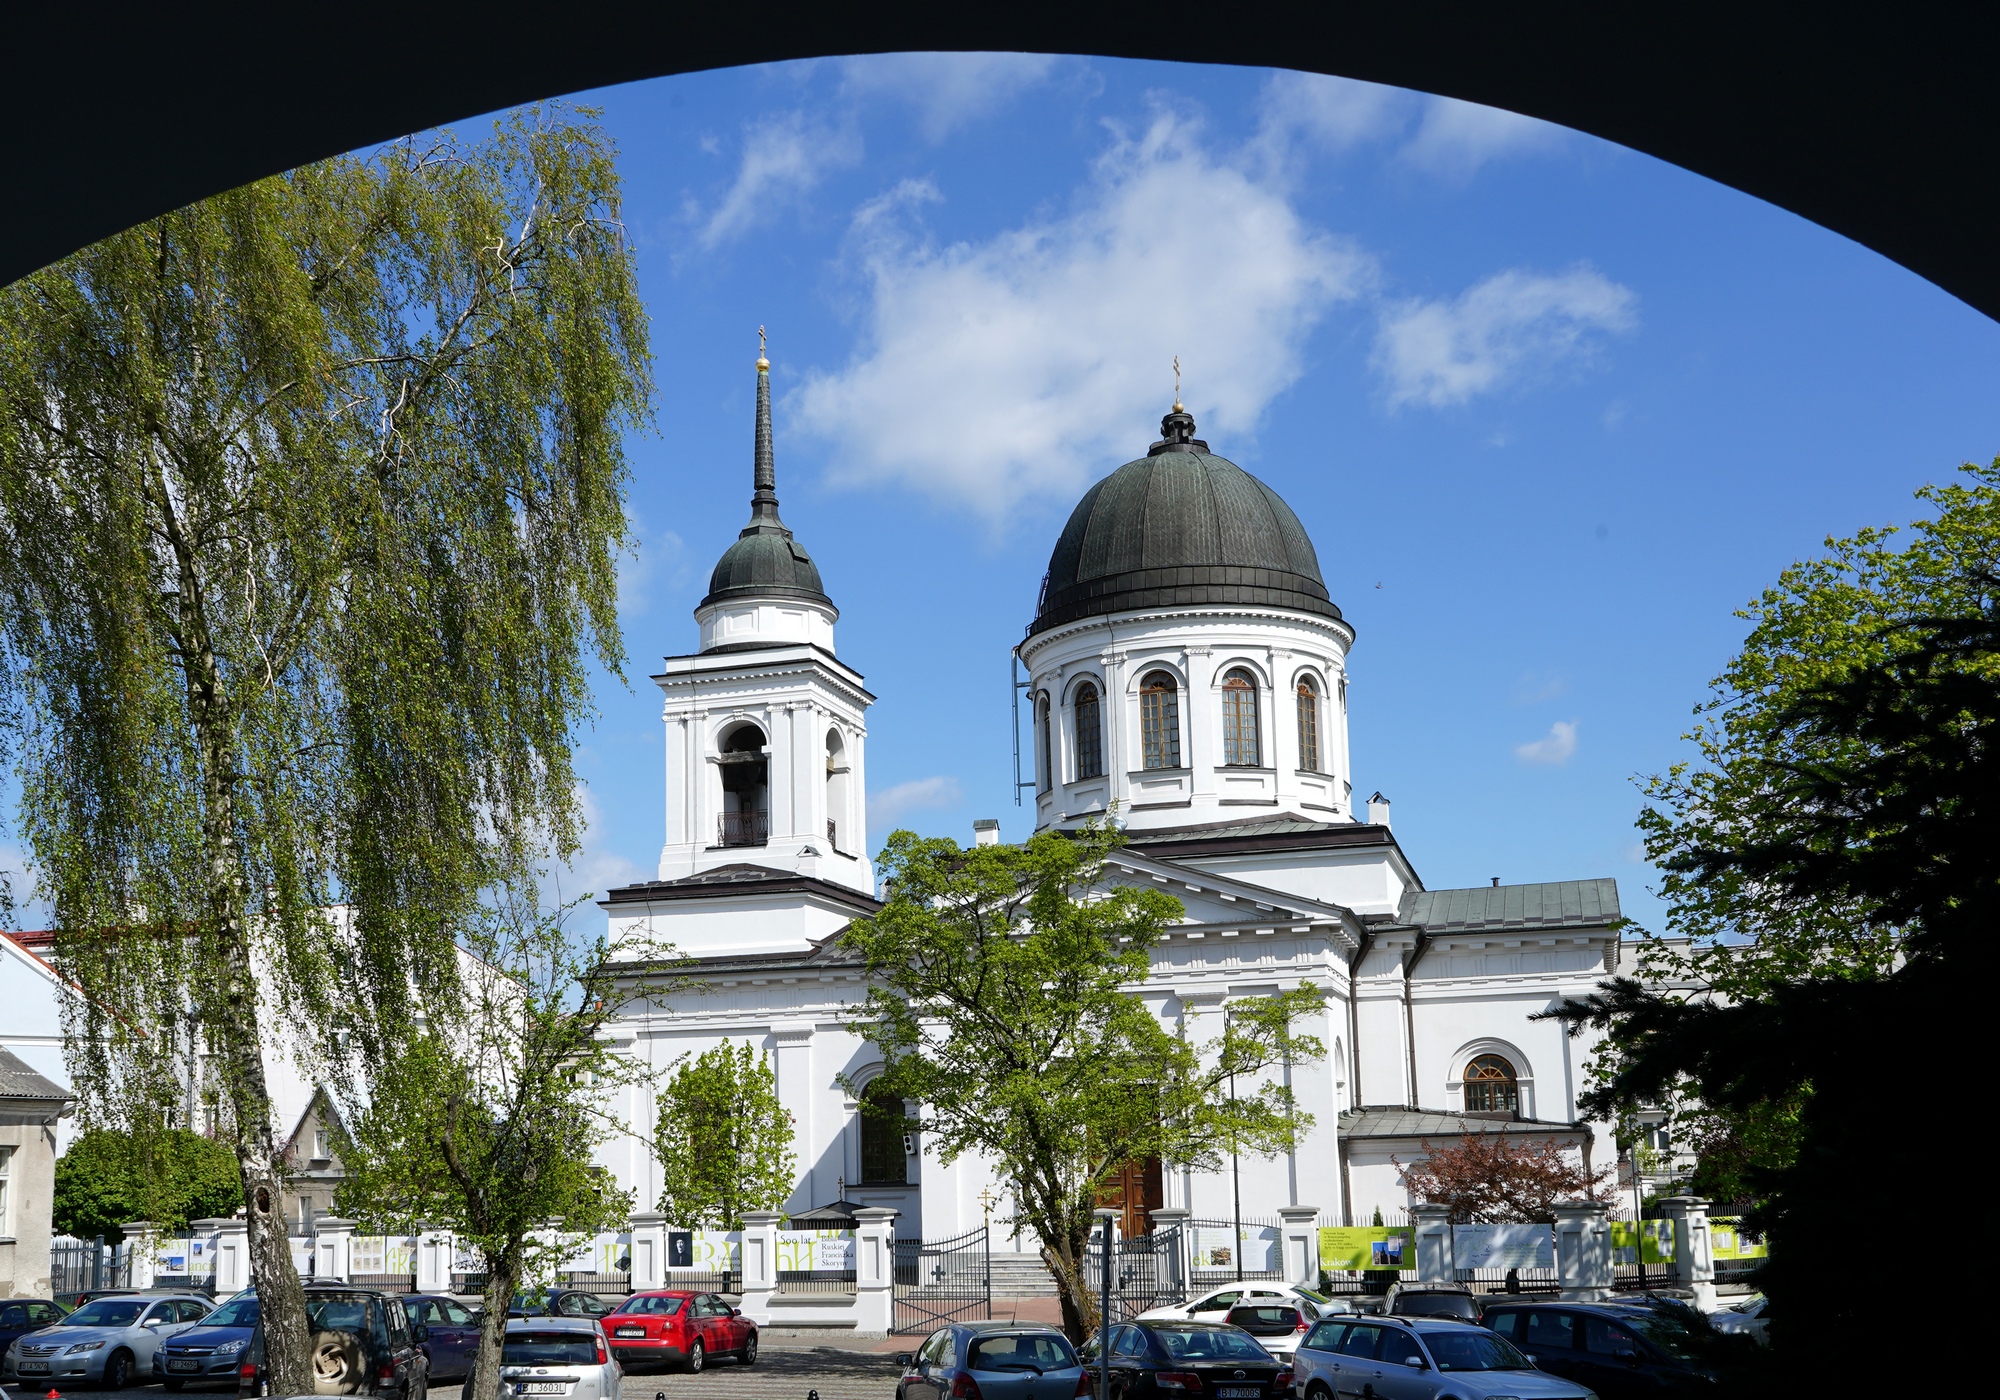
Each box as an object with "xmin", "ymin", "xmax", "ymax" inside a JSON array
[
  {"xmin": 703, "ymin": 524, "xmax": 832, "ymax": 610},
  {"xmin": 1027, "ymin": 408, "xmax": 1341, "ymax": 637}
]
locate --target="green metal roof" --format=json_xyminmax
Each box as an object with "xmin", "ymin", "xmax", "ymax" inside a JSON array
[
  {"xmin": 1028, "ymin": 408, "xmax": 1341, "ymax": 637},
  {"xmin": 1396, "ymin": 879, "xmax": 1621, "ymax": 933},
  {"xmin": 700, "ymin": 353, "xmax": 835, "ymax": 613}
]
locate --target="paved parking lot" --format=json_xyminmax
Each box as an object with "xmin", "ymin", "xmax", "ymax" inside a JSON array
[{"xmin": 45, "ymin": 1345, "xmax": 903, "ymax": 1400}]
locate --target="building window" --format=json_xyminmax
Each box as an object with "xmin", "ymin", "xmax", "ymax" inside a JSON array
[
  {"xmin": 0, "ymin": 1145, "xmax": 11, "ymax": 1236},
  {"xmin": 859, "ymin": 1082, "xmax": 908, "ymax": 1185},
  {"xmin": 1140, "ymin": 672, "xmax": 1181, "ymax": 770},
  {"xmin": 826, "ymin": 729, "xmax": 852, "ymax": 850},
  {"xmin": 1221, "ymin": 669, "xmax": 1260, "ymax": 766},
  {"xmin": 1037, "ymin": 695, "xmax": 1051, "ymax": 791},
  {"xmin": 1297, "ymin": 676, "xmax": 1322, "ymax": 773},
  {"xmin": 1463, "ymin": 1054, "xmax": 1520, "ymax": 1114},
  {"xmin": 1075, "ymin": 683, "xmax": 1103, "ymax": 779}
]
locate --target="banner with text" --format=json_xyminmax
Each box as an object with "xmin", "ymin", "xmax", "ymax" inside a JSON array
[
  {"xmin": 1192, "ymin": 1224, "xmax": 1278, "ymax": 1273},
  {"xmin": 1710, "ymin": 1218, "xmax": 1768, "ymax": 1262},
  {"xmin": 1452, "ymin": 1223, "xmax": 1555, "ymax": 1270},
  {"xmin": 777, "ymin": 1229, "xmax": 855, "ymax": 1272},
  {"xmin": 1609, "ymin": 1220, "xmax": 1674, "ymax": 1266},
  {"xmin": 1318, "ymin": 1226, "xmax": 1415, "ymax": 1272}
]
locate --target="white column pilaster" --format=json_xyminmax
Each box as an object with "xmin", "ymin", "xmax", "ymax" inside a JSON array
[{"xmin": 853, "ymin": 1207, "xmax": 898, "ymax": 1337}]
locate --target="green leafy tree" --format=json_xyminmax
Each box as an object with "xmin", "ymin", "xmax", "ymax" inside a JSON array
[
  {"xmin": 655, "ymin": 1040, "xmax": 796, "ymax": 1230},
  {"xmin": 0, "ymin": 104, "xmax": 650, "ymax": 1393},
  {"xmin": 335, "ymin": 898, "xmax": 660, "ymax": 1400},
  {"xmin": 52, "ymin": 1128, "xmax": 240, "ymax": 1241},
  {"xmin": 841, "ymin": 822, "xmax": 1325, "ymax": 1341},
  {"xmin": 1548, "ymin": 463, "xmax": 2000, "ymax": 1362}
]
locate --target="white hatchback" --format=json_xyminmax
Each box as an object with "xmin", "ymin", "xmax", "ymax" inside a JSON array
[
  {"xmin": 1137, "ymin": 1285, "xmax": 1355, "ymax": 1326},
  {"xmin": 499, "ymin": 1317, "xmax": 623, "ymax": 1400}
]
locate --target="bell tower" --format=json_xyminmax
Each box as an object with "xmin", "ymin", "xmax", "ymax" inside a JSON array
[{"xmin": 652, "ymin": 339, "xmax": 875, "ymax": 897}]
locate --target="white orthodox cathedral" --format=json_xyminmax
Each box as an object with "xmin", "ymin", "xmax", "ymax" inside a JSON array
[{"xmin": 595, "ymin": 350, "xmax": 1626, "ymax": 1250}]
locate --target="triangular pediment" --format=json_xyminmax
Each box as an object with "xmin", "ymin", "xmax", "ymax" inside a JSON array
[{"xmin": 1091, "ymin": 850, "xmax": 1364, "ymax": 951}]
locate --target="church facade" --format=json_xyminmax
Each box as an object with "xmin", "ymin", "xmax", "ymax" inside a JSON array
[{"xmin": 595, "ymin": 353, "xmax": 1623, "ymax": 1248}]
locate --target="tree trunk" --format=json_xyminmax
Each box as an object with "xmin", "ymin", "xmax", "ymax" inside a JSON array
[
  {"xmin": 467, "ymin": 1250, "xmax": 524, "ymax": 1400},
  {"xmin": 1041, "ymin": 1221, "xmax": 1098, "ymax": 1344},
  {"xmin": 190, "ymin": 632, "xmax": 311, "ymax": 1397}
]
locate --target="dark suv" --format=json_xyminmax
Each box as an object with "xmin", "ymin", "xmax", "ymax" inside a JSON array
[
  {"xmin": 237, "ymin": 1285, "xmax": 429, "ymax": 1398},
  {"xmin": 1482, "ymin": 1301, "xmax": 1715, "ymax": 1397}
]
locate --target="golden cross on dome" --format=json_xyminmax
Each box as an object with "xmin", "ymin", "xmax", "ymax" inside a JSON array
[
  {"xmin": 1173, "ymin": 355, "xmax": 1183, "ymax": 412},
  {"xmin": 756, "ymin": 324, "xmax": 769, "ymax": 371}
]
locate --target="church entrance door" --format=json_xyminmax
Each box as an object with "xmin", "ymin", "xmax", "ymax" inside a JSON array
[{"xmin": 1099, "ymin": 1156, "xmax": 1164, "ymax": 1238}]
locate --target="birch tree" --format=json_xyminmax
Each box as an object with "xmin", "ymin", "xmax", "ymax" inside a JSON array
[{"xmin": 0, "ymin": 105, "xmax": 649, "ymax": 1393}]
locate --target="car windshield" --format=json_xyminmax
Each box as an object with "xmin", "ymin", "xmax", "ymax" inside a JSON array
[
  {"xmin": 1629, "ymin": 1316, "xmax": 1701, "ymax": 1361},
  {"xmin": 1399, "ymin": 1294, "xmax": 1476, "ymax": 1317},
  {"xmin": 1421, "ymin": 1330, "xmax": 1531, "ymax": 1372},
  {"xmin": 63, "ymin": 1300, "xmax": 146, "ymax": 1328},
  {"xmin": 612, "ymin": 1296, "xmax": 685, "ymax": 1315},
  {"xmin": 1292, "ymin": 1289, "xmax": 1334, "ymax": 1307},
  {"xmin": 503, "ymin": 1332, "xmax": 598, "ymax": 1365},
  {"xmin": 969, "ymin": 1335, "xmax": 1078, "ymax": 1373},
  {"xmin": 202, "ymin": 1299, "xmax": 260, "ymax": 1328},
  {"xmin": 1151, "ymin": 1328, "xmax": 1272, "ymax": 1362}
]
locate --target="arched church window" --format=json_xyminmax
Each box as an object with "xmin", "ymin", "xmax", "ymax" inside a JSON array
[
  {"xmin": 1140, "ymin": 672, "xmax": 1181, "ymax": 770},
  {"xmin": 826, "ymin": 729, "xmax": 851, "ymax": 851},
  {"xmin": 1037, "ymin": 694, "xmax": 1052, "ymax": 791},
  {"xmin": 1297, "ymin": 676, "xmax": 1322, "ymax": 773},
  {"xmin": 859, "ymin": 1081, "xmax": 908, "ymax": 1185},
  {"xmin": 1075, "ymin": 683, "xmax": 1103, "ymax": 779},
  {"xmin": 718, "ymin": 723, "xmax": 769, "ymax": 847},
  {"xmin": 1221, "ymin": 669, "xmax": 1260, "ymax": 767},
  {"xmin": 1463, "ymin": 1054, "xmax": 1520, "ymax": 1114}
]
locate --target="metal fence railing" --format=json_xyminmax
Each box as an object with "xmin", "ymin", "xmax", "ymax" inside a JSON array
[
  {"xmin": 51, "ymin": 1236, "xmax": 129, "ymax": 1300},
  {"xmin": 776, "ymin": 1270, "xmax": 858, "ymax": 1293}
]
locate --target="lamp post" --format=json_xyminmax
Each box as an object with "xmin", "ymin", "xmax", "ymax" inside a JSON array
[
  {"xmin": 1226, "ymin": 1005, "xmax": 1243, "ymax": 1284},
  {"xmin": 1094, "ymin": 1208, "xmax": 1117, "ymax": 1400}
]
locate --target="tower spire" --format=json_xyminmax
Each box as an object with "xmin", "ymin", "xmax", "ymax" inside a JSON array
[{"xmin": 751, "ymin": 327, "xmax": 779, "ymax": 522}]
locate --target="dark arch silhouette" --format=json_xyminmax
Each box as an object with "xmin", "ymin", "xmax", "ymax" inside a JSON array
[{"xmin": 5, "ymin": 5, "xmax": 1998, "ymax": 320}]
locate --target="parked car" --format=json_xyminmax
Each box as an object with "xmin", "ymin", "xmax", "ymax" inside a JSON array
[
  {"xmin": 499, "ymin": 1317, "xmax": 622, "ymax": 1400},
  {"xmin": 236, "ymin": 1285, "xmax": 429, "ymax": 1399},
  {"xmin": 1292, "ymin": 1314, "xmax": 1593, "ymax": 1400},
  {"xmin": 898, "ymin": 1321, "xmax": 1086, "ymax": 1400},
  {"xmin": 1483, "ymin": 1301, "xmax": 1716, "ymax": 1399},
  {"xmin": 1223, "ymin": 1303, "xmax": 1316, "ymax": 1360},
  {"xmin": 1708, "ymin": 1295, "xmax": 1769, "ymax": 1346},
  {"xmin": 0, "ymin": 1300, "xmax": 68, "ymax": 1361},
  {"xmin": 508, "ymin": 1288, "xmax": 616, "ymax": 1321},
  {"xmin": 601, "ymin": 1289, "xmax": 757, "ymax": 1372},
  {"xmin": 405, "ymin": 1294, "xmax": 484, "ymax": 1381},
  {"xmin": 1138, "ymin": 1284, "xmax": 1352, "ymax": 1324},
  {"xmin": 1383, "ymin": 1285, "xmax": 1483, "ymax": 1322},
  {"xmin": 156, "ymin": 1292, "xmax": 260, "ymax": 1390},
  {"xmin": 1077, "ymin": 1319, "xmax": 1291, "ymax": 1400},
  {"xmin": 3, "ymin": 1292, "xmax": 211, "ymax": 1389}
]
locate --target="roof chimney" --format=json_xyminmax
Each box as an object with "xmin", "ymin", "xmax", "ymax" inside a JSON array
[
  {"xmin": 1367, "ymin": 792, "xmax": 1392, "ymax": 828},
  {"xmin": 973, "ymin": 819, "xmax": 1001, "ymax": 847}
]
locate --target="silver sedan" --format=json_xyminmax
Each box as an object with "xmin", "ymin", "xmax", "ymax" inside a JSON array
[{"xmin": 4, "ymin": 1294, "xmax": 212, "ymax": 1389}]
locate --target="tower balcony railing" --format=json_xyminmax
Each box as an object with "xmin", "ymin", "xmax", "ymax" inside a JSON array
[{"xmin": 719, "ymin": 810, "xmax": 769, "ymax": 847}]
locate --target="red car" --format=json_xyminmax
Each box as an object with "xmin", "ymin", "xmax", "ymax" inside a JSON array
[{"xmin": 601, "ymin": 1291, "xmax": 757, "ymax": 1373}]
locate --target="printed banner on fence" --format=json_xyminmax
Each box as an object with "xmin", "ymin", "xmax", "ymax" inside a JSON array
[
  {"xmin": 1710, "ymin": 1218, "xmax": 1768, "ymax": 1262},
  {"xmin": 1609, "ymin": 1220, "xmax": 1674, "ymax": 1266},
  {"xmin": 1452, "ymin": 1223, "xmax": 1554, "ymax": 1270},
  {"xmin": 350, "ymin": 1236, "xmax": 416, "ymax": 1276},
  {"xmin": 667, "ymin": 1231, "xmax": 741, "ymax": 1273},
  {"xmin": 777, "ymin": 1229, "xmax": 854, "ymax": 1272},
  {"xmin": 1318, "ymin": 1226, "xmax": 1414, "ymax": 1272},
  {"xmin": 1192, "ymin": 1224, "xmax": 1277, "ymax": 1273}
]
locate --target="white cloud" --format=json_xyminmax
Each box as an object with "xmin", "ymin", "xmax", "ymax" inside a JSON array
[
  {"xmin": 1512, "ymin": 672, "xmax": 1567, "ymax": 704},
  {"xmin": 795, "ymin": 111, "xmax": 1373, "ymax": 519},
  {"xmin": 1515, "ymin": 720, "xmax": 1579, "ymax": 766},
  {"xmin": 839, "ymin": 52, "xmax": 1059, "ymax": 142},
  {"xmin": 868, "ymin": 775, "xmax": 964, "ymax": 831},
  {"xmin": 553, "ymin": 785, "xmax": 647, "ymax": 902},
  {"xmin": 1399, "ymin": 96, "xmax": 1566, "ymax": 178},
  {"xmin": 614, "ymin": 512, "xmax": 685, "ymax": 620},
  {"xmin": 1373, "ymin": 265, "xmax": 1637, "ymax": 409},
  {"xmin": 1252, "ymin": 72, "xmax": 1409, "ymax": 170},
  {"xmin": 689, "ymin": 111, "xmax": 863, "ymax": 249}
]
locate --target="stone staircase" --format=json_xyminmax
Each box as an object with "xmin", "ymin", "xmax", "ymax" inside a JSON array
[{"xmin": 988, "ymin": 1251, "xmax": 1061, "ymax": 1298}]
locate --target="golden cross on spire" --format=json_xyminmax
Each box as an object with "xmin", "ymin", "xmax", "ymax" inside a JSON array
[
  {"xmin": 1172, "ymin": 355, "xmax": 1183, "ymax": 413},
  {"xmin": 757, "ymin": 325, "xmax": 769, "ymax": 371}
]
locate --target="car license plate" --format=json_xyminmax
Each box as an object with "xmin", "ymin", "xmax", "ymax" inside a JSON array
[
  {"xmin": 1217, "ymin": 1388, "xmax": 1260, "ymax": 1398},
  {"xmin": 614, "ymin": 1327, "xmax": 645, "ymax": 1337},
  {"xmin": 517, "ymin": 1384, "xmax": 570, "ymax": 1395},
  {"xmin": 19, "ymin": 1363, "xmax": 50, "ymax": 1375},
  {"xmin": 168, "ymin": 1359, "xmax": 202, "ymax": 1372}
]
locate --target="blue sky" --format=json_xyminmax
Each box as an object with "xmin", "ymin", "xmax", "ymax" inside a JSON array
[
  {"xmin": 8, "ymin": 55, "xmax": 1999, "ymax": 940},
  {"xmin": 539, "ymin": 54, "xmax": 2000, "ymax": 937}
]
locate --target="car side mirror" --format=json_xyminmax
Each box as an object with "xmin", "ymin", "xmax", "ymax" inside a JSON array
[
  {"xmin": 412, "ymin": 1325, "xmax": 430, "ymax": 1343},
  {"xmin": 1617, "ymin": 1348, "xmax": 1640, "ymax": 1366},
  {"xmin": 894, "ymin": 1354, "xmax": 915, "ymax": 1368},
  {"xmin": 1402, "ymin": 1356, "xmax": 1426, "ymax": 1369},
  {"xmin": 143, "ymin": 1318, "xmax": 163, "ymax": 1328},
  {"xmin": 728, "ymin": 1308, "xmax": 741, "ymax": 1318},
  {"xmin": 1524, "ymin": 1355, "xmax": 1538, "ymax": 1366}
]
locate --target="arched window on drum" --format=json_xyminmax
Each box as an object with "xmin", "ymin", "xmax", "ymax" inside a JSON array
[
  {"xmin": 1074, "ymin": 682, "xmax": 1104, "ymax": 780},
  {"xmin": 1140, "ymin": 672, "xmax": 1182, "ymax": 770},
  {"xmin": 1462, "ymin": 1054, "xmax": 1520, "ymax": 1115},
  {"xmin": 1221, "ymin": 668, "xmax": 1260, "ymax": 767},
  {"xmin": 1296, "ymin": 675, "xmax": 1322, "ymax": 773}
]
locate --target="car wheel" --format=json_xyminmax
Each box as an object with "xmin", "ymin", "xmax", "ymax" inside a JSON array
[
  {"xmin": 686, "ymin": 1340, "xmax": 705, "ymax": 1375},
  {"xmin": 103, "ymin": 1349, "xmax": 134, "ymax": 1389},
  {"xmin": 1305, "ymin": 1385, "xmax": 1334, "ymax": 1400},
  {"xmin": 739, "ymin": 1332, "xmax": 758, "ymax": 1366},
  {"xmin": 311, "ymin": 1330, "xmax": 365, "ymax": 1389}
]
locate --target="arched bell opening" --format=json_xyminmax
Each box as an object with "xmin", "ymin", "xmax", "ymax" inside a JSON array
[{"xmin": 717, "ymin": 722, "xmax": 769, "ymax": 847}]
